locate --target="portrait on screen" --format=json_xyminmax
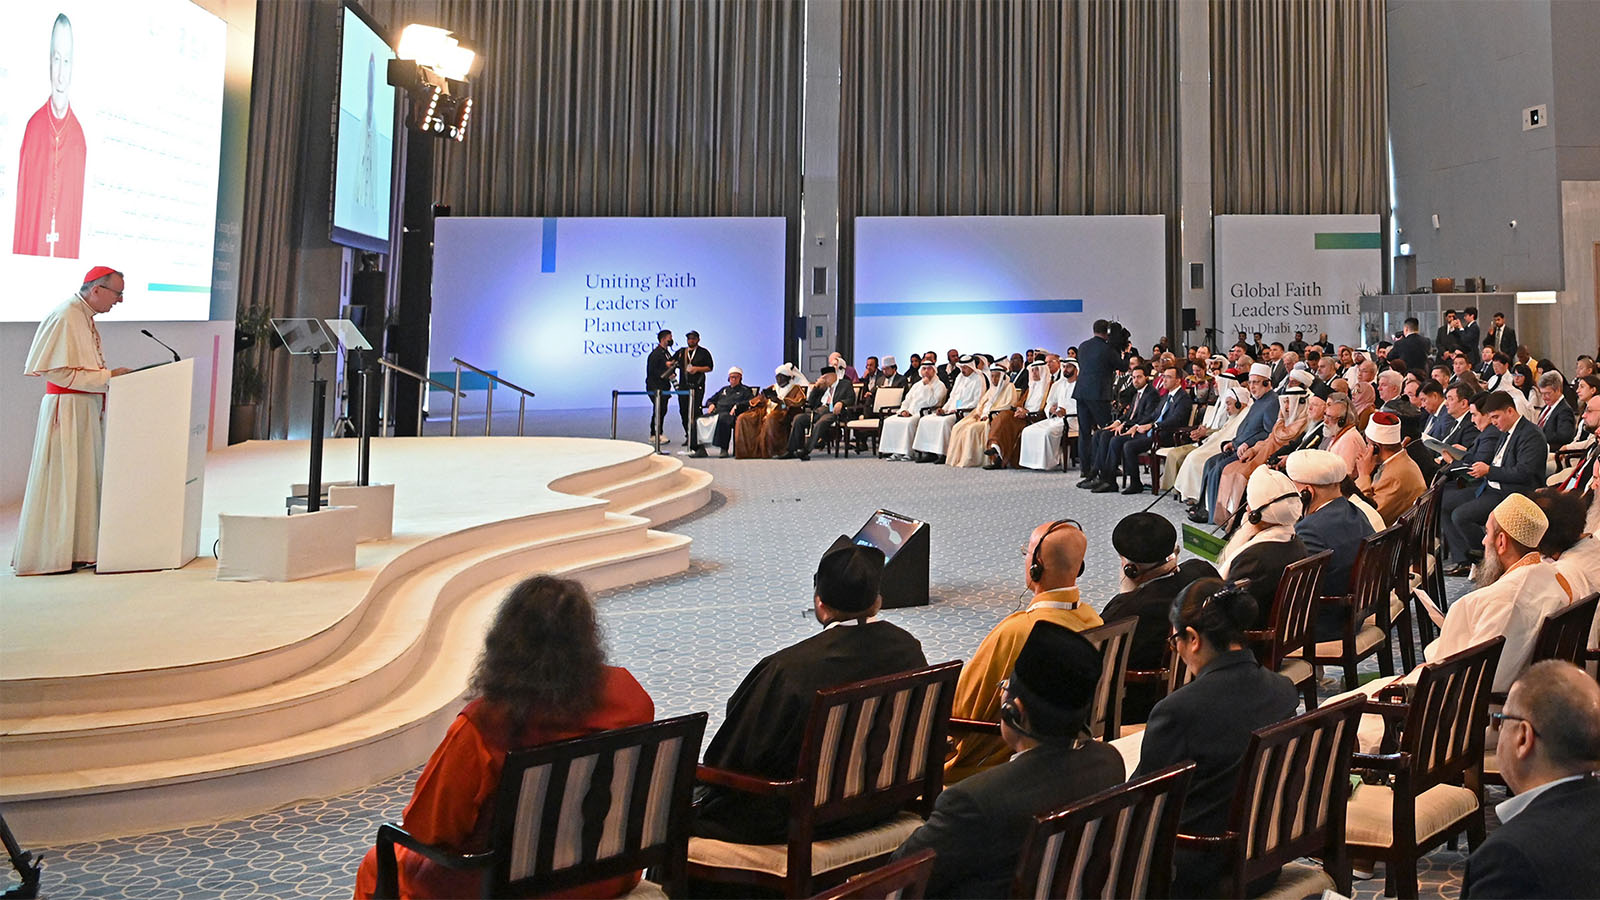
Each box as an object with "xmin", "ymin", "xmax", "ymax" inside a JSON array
[{"xmin": 13, "ymin": 13, "xmax": 87, "ymax": 259}]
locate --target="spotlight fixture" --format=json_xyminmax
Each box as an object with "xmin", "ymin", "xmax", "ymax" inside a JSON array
[{"xmin": 387, "ymin": 23, "xmax": 478, "ymax": 141}]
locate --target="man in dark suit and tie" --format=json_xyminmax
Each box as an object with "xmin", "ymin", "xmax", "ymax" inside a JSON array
[
  {"xmin": 1435, "ymin": 309, "xmax": 1461, "ymax": 358},
  {"xmin": 1459, "ymin": 306, "xmax": 1482, "ymax": 356},
  {"xmin": 1462, "ymin": 660, "xmax": 1600, "ymax": 899},
  {"xmin": 1483, "ymin": 311, "xmax": 1517, "ymax": 356},
  {"xmin": 1079, "ymin": 364, "xmax": 1160, "ymax": 492},
  {"xmin": 1113, "ymin": 365, "xmax": 1193, "ymax": 494},
  {"xmin": 781, "ymin": 366, "xmax": 855, "ymax": 460},
  {"xmin": 1535, "ymin": 372, "xmax": 1577, "ymax": 450},
  {"xmin": 1440, "ymin": 391, "xmax": 1549, "ymax": 574},
  {"xmin": 891, "ymin": 623, "xmax": 1125, "ymax": 899}
]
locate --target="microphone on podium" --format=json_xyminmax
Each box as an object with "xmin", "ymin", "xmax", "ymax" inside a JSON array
[{"xmin": 141, "ymin": 328, "xmax": 182, "ymax": 363}]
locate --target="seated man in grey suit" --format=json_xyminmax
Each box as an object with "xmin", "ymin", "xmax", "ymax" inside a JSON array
[
  {"xmin": 891, "ymin": 622, "xmax": 1125, "ymax": 898},
  {"xmin": 1463, "ymin": 660, "xmax": 1600, "ymax": 899}
]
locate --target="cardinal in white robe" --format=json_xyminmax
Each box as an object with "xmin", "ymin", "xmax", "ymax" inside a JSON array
[
  {"xmin": 13, "ymin": 266, "xmax": 130, "ymax": 575},
  {"xmin": 948, "ymin": 362, "xmax": 1017, "ymax": 467},
  {"xmin": 913, "ymin": 356, "xmax": 986, "ymax": 461},
  {"xmin": 1020, "ymin": 365, "xmax": 1079, "ymax": 471},
  {"xmin": 879, "ymin": 363, "xmax": 948, "ymax": 459}
]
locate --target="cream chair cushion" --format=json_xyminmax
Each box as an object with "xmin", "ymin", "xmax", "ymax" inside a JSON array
[
  {"xmin": 622, "ymin": 879, "xmax": 668, "ymax": 900},
  {"xmin": 1291, "ymin": 623, "xmax": 1386, "ymax": 660},
  {"xmin": 686, "ymin": 811, "xmax": 924, "ymax": 876},
  {"xmin": 1256, "ymin": 861, "xmax": 1335, "ymax": 900},
  {"xmin": 1279, "ymin": 657, "xmax": 1314, "ymax": 686},
  {"xmin": 1345, "ymin": 782, "xmax": 1479, "ymax": 848}
]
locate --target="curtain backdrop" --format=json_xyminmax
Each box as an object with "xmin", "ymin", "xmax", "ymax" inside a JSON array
[
  {"xmin": 838, "ymin": 0, "xmax": 1179, "ymax": 348},
  {"xmin": 365, "ymin": 0, "xmax": 803, "ymax": 219},
  {"xmin": 1211, "ymin": 0, "xmax": 1388, "ymax": 215},
  {"xmin": 235, "ymin": 0, "xmax": 315, "ymax": 438}
]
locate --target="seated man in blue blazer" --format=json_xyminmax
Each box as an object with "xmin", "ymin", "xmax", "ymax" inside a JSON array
[
  {"xmin": 1191, "ymin": 363, "xmax": 1280, "ymax": 523},
  {"xmin": 1463, "ymin": 660, "xmax": 1600, "ymax": 899},
  {"xmin": 1111, "ymin": 365, "xmax": 1194, "ymax": 495},
  {"xmin": 891, "ymin": 623, "xmax": 1125, "ymax": 899},
  {"xmin": 1441, "ymin": 390, "xmax": 1549, "ymax": 576}
]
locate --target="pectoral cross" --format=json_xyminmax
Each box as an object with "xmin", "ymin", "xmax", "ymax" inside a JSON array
[{"xmin": 46, "ymin": 214, "xmax": 59, "ymax": 257}]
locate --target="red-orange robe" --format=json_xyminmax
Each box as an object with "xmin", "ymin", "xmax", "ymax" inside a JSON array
[
  {"xmin": 354, "ymin": 667, "xmax": 655, "ymax": 899},
  {"xmin": 13, "ymin": 102, "xmax": 86, "ymax": 258}
]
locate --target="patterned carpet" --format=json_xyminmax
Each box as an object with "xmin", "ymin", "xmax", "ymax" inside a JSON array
[{"xmin": 19, "ymin": 447, "xmax": 1494, "ymax": 899}]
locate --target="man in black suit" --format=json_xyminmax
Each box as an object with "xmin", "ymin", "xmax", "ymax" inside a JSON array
[
  {"xmin": 1441, "ymin": 391, "xmax": 1550, "ymax": 574},
  {"xmin": 644, "ymin": 329, "xmax": 678, "ymax": 443},
  {"xmin": 1458, "ymin": 306, "xmax": 1482, "ymax": 355},
  {"xmin": 674, "ymin": 330, "xmax": 714, "ymax": 447},
  {"xmin": 1072, "ymin": 319, "xmax": 1127, "ymax": 457},
  {"xmin": 1463, "ymin": 660, "xmax": 1600, "ymax": 899},
  {"xmin": 1115, "ymin": 365, "xmax": 1194, "ymax": 494},
  {"xmin": 1390, "ymin": 317, "xmax": 1430, "ymax": 373},
  {"xmin": 1483, "ymin": 311, "xmax": 1518, "ymax": 356},
  {"xmin": 781, "ymin": 366, "xmax": 855, "ymax": 460},
  {"xmin": 1435, "ymin": 309, "xmax": 1461, "ymax": 359},
  {"xmin": 1080, "ymin": 365, "xmax": 1159, "ymax": 492},
  {"xmin": 891, "ymin": 623, "xmax": 1125, "ymax": 899},
  {"xmin": 937, "ymin": 347, "xmax": 961, "ymax": 388},
  {"xmin": 1102, "ymin": 513, "xmax": 1218, "ymax": 723},
  {"xmin": 1287, "ymin": 331, "xmax": 1308, "ymax": 355}
]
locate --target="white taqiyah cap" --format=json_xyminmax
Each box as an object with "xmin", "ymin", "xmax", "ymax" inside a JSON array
[
  {"xmin": 728, "ymin": 366, "xmax": 742, "ymax": 376},
  {"xmin": 1285, "ymin": 449, "xmax": 1347, "ymax": 485}
]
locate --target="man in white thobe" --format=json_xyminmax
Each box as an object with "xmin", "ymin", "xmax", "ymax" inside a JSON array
[
  {"xmin": 879, "ymin": 362, "xmax": 947, "ymax": 460},
  {"xmin": 13, "ymin": 267, "xmax": 131, "ymax": 575},
  {"xmin": 913, "ymin": 355, "xmax": 985, "ymax": 462},
  {"xmin": 1020, "ymin": 363, "xmax": 1079, "ymax": 471},
  {"xmin": 1173, "ymin": 385, "xmax": 1251, "ymax": 502}
]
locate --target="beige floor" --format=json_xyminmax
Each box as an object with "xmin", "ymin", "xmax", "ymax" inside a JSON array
[{"xmin": 0, "ymin": 436, "xmax": 654, "ymax": 680}]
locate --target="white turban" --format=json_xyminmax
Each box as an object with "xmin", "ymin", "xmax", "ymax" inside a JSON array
[
  {"xmin": 1249, "ymin": 362, "xmax": 1273, "ymax": 380},
  {"xmin": 1365, "ymin": 411, "xmax": 1402, "ymax": 445},
  {"xmin": 1285, "ymin": 448, "xmax": 1348, "ymax": 485},
  {"xmin": 1245, "ymin": 467, "xmax": 1303, "ymax": 524},
  {"xmin": 1491, "ymin": 493, "xmax": 1548, "ymax": 548},
  {"xmin": 728, "ymin": 366, "xmax": 742, "ymax": 376},
  {"xmin": 1289, "ymin": 369, "xmax": 1314, "ymax": 386}
]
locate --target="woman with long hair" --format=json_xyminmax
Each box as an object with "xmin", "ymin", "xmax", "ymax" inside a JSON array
[
  {"xmin": 1133, "ymin": 579, "xmax": 1300, "ymax": 897},
  {"xmin": 355, "ymin": 576, "xmax": 653, "ymax": 899}
]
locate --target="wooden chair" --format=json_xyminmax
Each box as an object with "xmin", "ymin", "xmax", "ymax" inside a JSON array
[
  {"xmin": 1245, "ymin": 550, "xmax": 1332, "ymax": 710},
  {"xmin": 1404, "ymin": 483, "xmax": 1448, "ymax": 647},
  {"xmin": 1386, "ymin": 505, "xmax": 1421, "ymax": 672},
  {"xmin": 1483, "ymin": 592, "xmax": 1600, "ymax": 786},
  {"xmin": 1079, "ymin": 616, "xmax": 1137, "ymax": 742},
  {"xmin": 1294, "ymin": 524, "xmax": 1409, "ymax": 692},
  {"xmin": 1011, "ymin": 762, "xmax": 1196, "ymax": 900},
  {"xmin": 687, "ymin": 661, "xmax": 962, "ymax": 898},
  {"xmin": 1347, "ymin": 637, "xmax": 1503, "ymax": 900},
  {"xmin": 809, "ymin": 850, "xmax": 935, "ymax": 900},
  {"xmin": 373, "ymin": 712, "xmax": 708, "ymax": 899},
  {"xmin": 1176, "ymin": 695, "xmax": 1366, "ymax": 900},
  {"xmin": 842, "ymin": 387, "xmax": 903, "ymax": 458}
]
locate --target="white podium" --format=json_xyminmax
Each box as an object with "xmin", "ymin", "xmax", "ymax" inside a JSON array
[{"xmin": 97, "ymin": 359, "xmax": 207, "ymax": 573}]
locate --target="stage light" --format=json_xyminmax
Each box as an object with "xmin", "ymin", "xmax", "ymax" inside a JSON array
[
  {"xmin": 387, "ymin": 25, "xmax": 478, "ymax": 142},
  {"xmin": 397, "ymin": 24, "xmax": 475, "ymax": 80}
]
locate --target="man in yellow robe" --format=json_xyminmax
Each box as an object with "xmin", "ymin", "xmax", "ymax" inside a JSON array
[
  {"xmin": 13, "ymin": 266, "xmax": 131, "ymax": 574},
  {"xmin": 945, "ymin": 519, "xmax": 1103, "ymax": 782}
]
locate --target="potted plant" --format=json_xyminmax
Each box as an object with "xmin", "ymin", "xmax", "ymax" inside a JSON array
[{"xmin": 230, "ymin": 304, "xmax": 274, "ymax": 444}]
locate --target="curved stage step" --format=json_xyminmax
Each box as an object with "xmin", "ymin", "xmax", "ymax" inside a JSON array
[{"xmin": 0, "ymin": 437, "xmax": 709, "ymax": 844}]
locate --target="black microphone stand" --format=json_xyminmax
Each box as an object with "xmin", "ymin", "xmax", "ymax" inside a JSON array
[{"xmin": 307, "ymin": 348, "xmax": 327, "ymax": 513}]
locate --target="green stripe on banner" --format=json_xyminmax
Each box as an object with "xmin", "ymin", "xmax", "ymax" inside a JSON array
[
  {"xmin": 146, "ymin": 283, "xmax": 212, "ymax": 292},
  {"xmin": 1313, "ymin": 232, "xmax": 1381, "ymax": 250}
]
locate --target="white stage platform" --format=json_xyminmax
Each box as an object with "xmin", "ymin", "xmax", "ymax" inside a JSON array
[{"xmin": 0, "ymin": 436, "xmax": 711, "ymax": 844}]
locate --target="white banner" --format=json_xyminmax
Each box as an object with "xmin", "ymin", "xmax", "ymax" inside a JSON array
[
  {"xmin": 1213, "ymin": 215, "xmax": 1382, "ymax": 349},
  {"xmin": 852, "ymin": 215, "xmax": 1166, "ymax": 361}
]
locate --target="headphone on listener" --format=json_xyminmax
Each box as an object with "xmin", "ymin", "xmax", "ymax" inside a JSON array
[
  {"xmin": 999, "ymin": 680, "xmax": 1086, "ymax": 748},
  {"xmin": 1246, "ymin": 492, "xmax": 1302, "ymax": 525},
  {"xmin": 1030, "ymin": 519, "xmax": 1087, "ymax": 583}
]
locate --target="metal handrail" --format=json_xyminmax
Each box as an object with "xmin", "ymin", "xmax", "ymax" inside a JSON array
[
  {"xmin": 377, "ymin": 357, "xmax": 465, "ymax": 437},
  {"xmin": 451, "ymin": 357, "xmax": 536, "ymax": 436}
]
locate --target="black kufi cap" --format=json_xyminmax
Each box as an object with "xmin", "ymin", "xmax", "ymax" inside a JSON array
[
  {"xmin": 1008, "ymin": 622, "xmax": 1100, "ymax": 737},
  {"xmin": 814, "ymin": 540, "xmax": 885, "ymax": 613},
  {"xmin": 1111, "ymin": 512, "xmax": 1177, "ymax": 565}
]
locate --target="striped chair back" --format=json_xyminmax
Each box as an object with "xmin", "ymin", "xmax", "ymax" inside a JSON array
[
  {"xmin": 1262, "ymin": 550, "xmax": 1332, "ymax": 670},
  {"xmin": 489, "ymin": 712, "xmax": 708, "ymax": 897},
  {"xmin": 1532, "ymin": 592, "xmax": 1600, "ymax": 667},
  {"xmin": 1407, "ymin": 483, "xmax": 1448, "ymax": 643},
  {"xmin": 1345, "ymin": 525, "xmax": 1408, "ymax": 630},
  {"xmin": 1399, "ymin": 637, "xmax": 1503, "ymax": 794},
  {"xmin": 1218, "ymin": 695, "xmax": 1366, "ymax": 895},
  {"xmin": 1012, "ymin": 762, "xmax": 1196, "ymax": 899},
  {"xmin": 797, "ymin": 661, "xmax": 962, "ymax": 825},
  {"xmin": 810, "ymin": 849, "xmax": 936, "ymax": 900},
  {"xmin": 1080, "ymin": 617, "xmax": 1137, "ymax": 742}
]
